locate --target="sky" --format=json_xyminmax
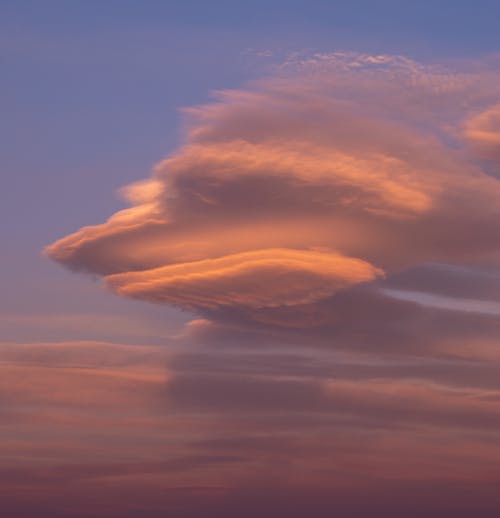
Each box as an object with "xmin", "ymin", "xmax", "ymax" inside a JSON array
[{"xmin": 2, "ymin": 1, "xmax": 500, "ymax": 516}]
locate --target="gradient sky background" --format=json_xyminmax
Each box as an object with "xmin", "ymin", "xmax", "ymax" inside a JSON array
[{"xmin": 3, "ymin": 1, "xmax": 500, "ymax": 517}]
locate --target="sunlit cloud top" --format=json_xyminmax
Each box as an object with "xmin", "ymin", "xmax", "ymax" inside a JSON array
[{"xmin": 46, "ymin": 52, "xmax": 500, "ymax": 327}]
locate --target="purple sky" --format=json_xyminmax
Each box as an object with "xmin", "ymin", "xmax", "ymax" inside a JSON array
[{"xmin": 2, "ymin": 2, "xmax": 500, "ymax": 516}]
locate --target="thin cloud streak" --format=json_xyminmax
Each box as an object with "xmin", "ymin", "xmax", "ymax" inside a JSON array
[{"xmin": 385, "ymin": 288, "xmax": 500, "ymax": 315}]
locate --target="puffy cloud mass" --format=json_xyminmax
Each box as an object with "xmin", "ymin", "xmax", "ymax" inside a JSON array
[
  {"xmin": 46, "ymin": 52, "xmax": 500, "ymax": 323},
  {"xmin": 33, "ymin": 52, "xmax": 500, "ymax": 517}
]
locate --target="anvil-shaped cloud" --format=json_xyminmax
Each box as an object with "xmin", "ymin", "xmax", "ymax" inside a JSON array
[{"xmin": 46, "ymin": 53, "xmax": 500, "ymax": 322}]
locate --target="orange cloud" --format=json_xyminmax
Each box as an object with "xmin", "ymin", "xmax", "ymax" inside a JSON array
[
  {"xmin": 45, "ymin": 53, "xmax": 500, "ymax": 326},
  {"xmin": 464, "ymin": 102, "xmax": 500, "ymax": 159},
  {"xmin": 107, "ymin": 249, "xmax": 382, "ymax": 310}
]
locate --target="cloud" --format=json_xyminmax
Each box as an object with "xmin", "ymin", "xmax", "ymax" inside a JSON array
[
  {"xmin": 5, "ymin": 40, "xmax": 500, "ymax": 517},
  {"xmin": 106, "ymin": 248, "xmax": 382, "ymax": 310},
  {"xmin": 464, "ymin": 102, "xmax": 500, "ymax": 160},
  {"xmin": 166, "ymin": 371, "xmax": 500, "ymax": 430},
  {"xmin": 0, "ymin": 341, "xmax": 167, "ymax": 418},
  {"xmin": 4, "ymin": 337, "xmax": 500, "ymax": 517},
  {"xmin": 45, "ymin": 52, "xmax": 500, "ymax": 330}
]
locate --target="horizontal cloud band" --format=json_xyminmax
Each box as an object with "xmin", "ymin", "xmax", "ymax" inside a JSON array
[{"xmin": 106, "ymin": 248, "xmax": 382, "ymax": 309}]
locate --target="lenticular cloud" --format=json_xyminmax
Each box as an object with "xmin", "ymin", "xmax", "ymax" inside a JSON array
[{"xmin": 46, "ymin": 52, "xmax": 500, "ymax": 319}]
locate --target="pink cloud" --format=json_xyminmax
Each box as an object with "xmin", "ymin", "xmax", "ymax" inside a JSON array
[
  {"xmin": 45, "ymin": 53, "xmax": 500, "ymax": 328},
  {"xmin": 464, "ymin": 102, "xmax": 500, "ymax": 159}
]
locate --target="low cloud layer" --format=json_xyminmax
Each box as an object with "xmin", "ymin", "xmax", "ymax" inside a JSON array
[
  {"xmin": 46, "ymin": 53, "xmax": 500, "ymax": 325},
  {"xmin": 2, "ymin": 339, "xmax": 500, "ymax": 517}
]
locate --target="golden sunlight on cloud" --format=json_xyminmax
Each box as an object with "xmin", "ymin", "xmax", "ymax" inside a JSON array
[
  {"xmin": 106, "ymin": 249, "xmax": 382, "ymax": 310},
  {"xmin": 45, "ymin": 53, "xmax": 500, "ymax": 324}
]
